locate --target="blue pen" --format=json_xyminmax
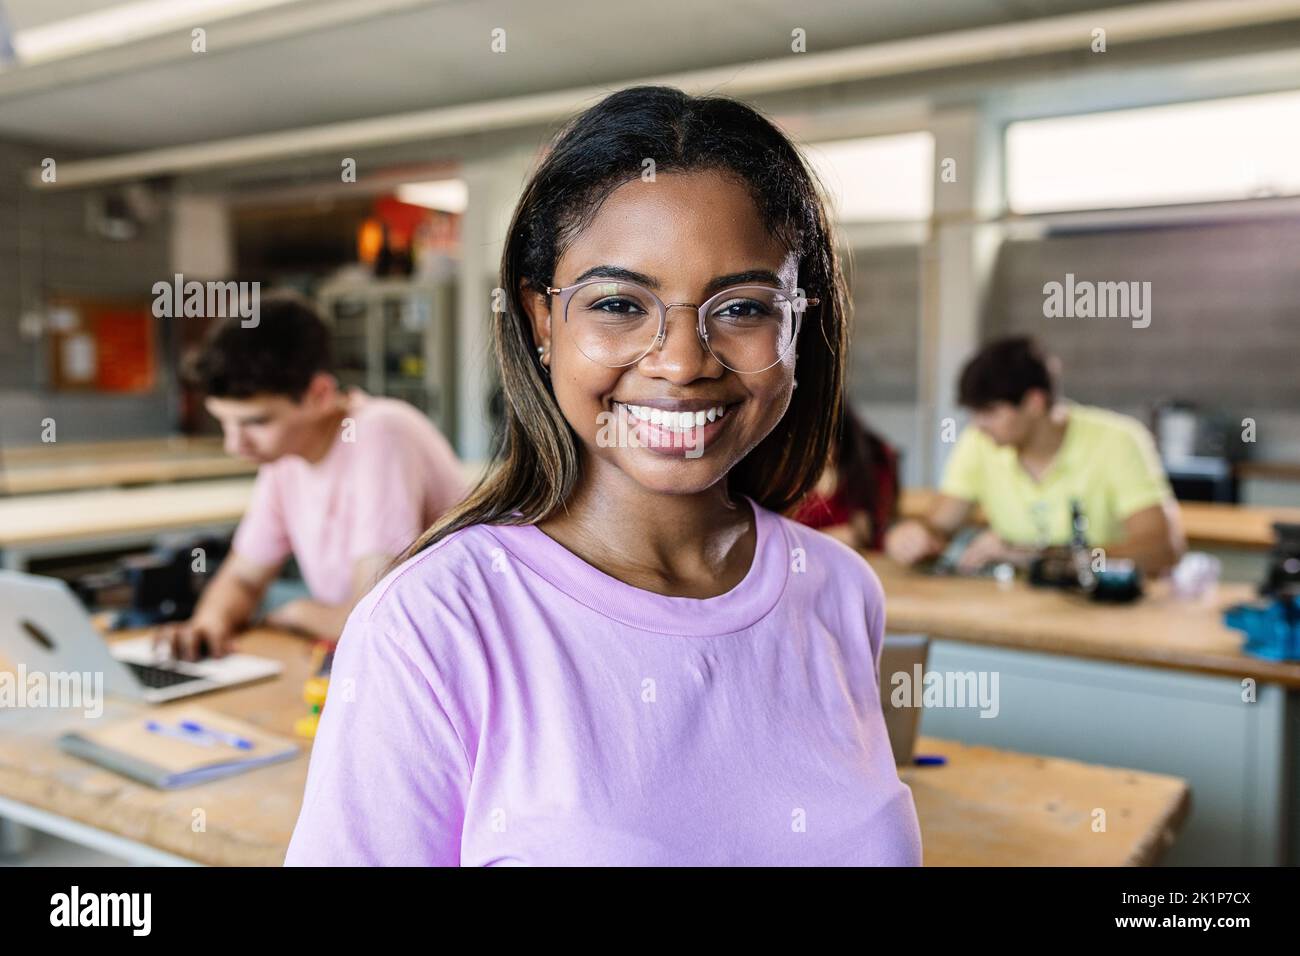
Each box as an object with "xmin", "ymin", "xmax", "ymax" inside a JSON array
[
  {"xmin": 913, "ymin": 754, "xmax": 947, "ymax": 766},
  {"xmin": 145, "ymin": 720, "xmax": 217, "ymax": 747},
  {"xmin": 180, "ymin": 720, "xmax": 254, "ymax": 750}
]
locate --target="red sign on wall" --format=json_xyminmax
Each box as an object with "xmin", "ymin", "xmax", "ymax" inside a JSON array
[{"xmin": 94, "ymin": 307, "xmax": 156, "ymax": 393}]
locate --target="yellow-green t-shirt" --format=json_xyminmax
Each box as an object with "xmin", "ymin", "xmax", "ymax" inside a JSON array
[{"xmin": 938, "ymin": 403, "xmax": 1174, "ymax": 547}]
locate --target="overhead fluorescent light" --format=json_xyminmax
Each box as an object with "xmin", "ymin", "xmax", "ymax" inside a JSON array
[
  {"xmin": 10, "ymin": 0, "xmax": 298, "ymax": 65},
  {"xmin": 395, "ymin": 179, "xmax": 468, "ymax": 214}
]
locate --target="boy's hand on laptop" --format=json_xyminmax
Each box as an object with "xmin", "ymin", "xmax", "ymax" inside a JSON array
[
  {"xmin": 153, "ymin": 618, "xmax": 235, "ymax": 662},
  {"xmin": 884, "ymin": 520, "xmax": 945, "ymax": 566}
]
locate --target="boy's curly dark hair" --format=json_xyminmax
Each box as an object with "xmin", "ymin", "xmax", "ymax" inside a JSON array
[
  {"xmin": 958, "ymin": 335, "xmax": 1058, "ymax": 410},
  {"xmin": 184, "ymin": 289, "xmax": 333, "ymax": 400}
]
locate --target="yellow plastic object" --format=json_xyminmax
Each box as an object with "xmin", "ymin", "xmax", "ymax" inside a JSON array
[
  {"xmin": 304, "ymin": 676, "xmax": 329, "ymax": 707},
  {"xmin": 294, "ymin": 713, "xmax": 321, "ymax": 738},
  {"xmin": 296, "ymin": 676, "xmax": 330, "ymax": 739}
]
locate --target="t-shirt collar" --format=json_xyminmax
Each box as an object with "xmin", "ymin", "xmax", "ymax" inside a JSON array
[{"xmin": 483, "ymin": 494, "xmax": 790, "ymax": 636}]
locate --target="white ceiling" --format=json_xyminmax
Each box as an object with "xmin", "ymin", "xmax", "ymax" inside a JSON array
[{"xmin": 0, "ymin": 0, "xmax": 1153, "ymax": 151}]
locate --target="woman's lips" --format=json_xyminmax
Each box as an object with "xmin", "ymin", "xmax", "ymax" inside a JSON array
[{"xmin": 611, "ymin": 401, "xmax": 737, "ymax": 457}]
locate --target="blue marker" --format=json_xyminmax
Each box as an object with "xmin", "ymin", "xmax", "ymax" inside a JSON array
[
  {"xmin": 913, "ymin": 754, "xmax": 947, "ymax": 766},
  {"xmin": 179, "ymin": 720, "xmax": 254, "ymax": 750},
  {"xmin": 145, "ymin": 720, "xmax": 216, "ymax": 747}
]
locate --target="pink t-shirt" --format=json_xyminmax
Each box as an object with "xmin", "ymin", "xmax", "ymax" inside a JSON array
[
  {"xmin": 284, "ymin": 496, "xmax": 923, "ymax": 866},
  {"xmin": 232, "ymin": 390, "xmax": 467, "ymax": 605}
]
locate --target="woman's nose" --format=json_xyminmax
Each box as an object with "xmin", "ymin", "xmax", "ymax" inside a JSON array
[{"xmin": 638, "ymin": 307, "xmax": 718, "ymax": 379}]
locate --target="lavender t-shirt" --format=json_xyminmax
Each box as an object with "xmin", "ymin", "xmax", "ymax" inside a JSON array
[{"xmin": 284, "ymin": 496, "xmax": 923, "ymax": 866}]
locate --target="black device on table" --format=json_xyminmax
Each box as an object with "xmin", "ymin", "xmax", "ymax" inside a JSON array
[
  {"xmin": 72, "ymin": 534, "xmax": 230, "ymax": 628},
  {"xmin": 1261, "ymin": 522, "xmax": 1300, "ymax": 598},
  {"xmin": 916, "ymin": 527, "xmax": 999, "ymax": 578},
  {"xmin": 1028, "ymin": 499, "xmax": 1142, "ymax": 603}
]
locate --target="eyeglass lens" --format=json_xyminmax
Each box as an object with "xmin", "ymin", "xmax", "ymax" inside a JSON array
[{"xmin": 563, "ymin": 280, "xmax": 798, "ymax": 373}]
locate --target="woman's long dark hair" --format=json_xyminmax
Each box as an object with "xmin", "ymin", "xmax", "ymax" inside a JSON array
[{"xmin": 398, "ymin": 85, "xmax": 850, "ymax": 562}]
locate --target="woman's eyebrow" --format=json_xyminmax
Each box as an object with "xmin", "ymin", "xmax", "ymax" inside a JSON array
[{"xmin": 570, "ymin": 265, "xmax": 784, "ymax": 294}]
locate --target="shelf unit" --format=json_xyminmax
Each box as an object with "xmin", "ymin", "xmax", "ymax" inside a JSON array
[{"xmin": 315, "ymin": 278, "xmax": 457, "ymax": 444}]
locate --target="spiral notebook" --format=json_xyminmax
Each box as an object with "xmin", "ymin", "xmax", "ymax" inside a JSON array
[{"xmin": 58, "ymin": 706, "xmax": 299, "ymax": 789}]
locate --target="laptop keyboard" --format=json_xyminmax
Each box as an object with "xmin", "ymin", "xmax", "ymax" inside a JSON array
[{"xmin": 124, "ymin": 660, "xmax": 205, "ymax": 689}]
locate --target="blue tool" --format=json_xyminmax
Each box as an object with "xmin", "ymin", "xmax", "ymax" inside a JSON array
[{"xmin": 1224, "ymin": 595, "xmax": 1300, "ymax": 662}]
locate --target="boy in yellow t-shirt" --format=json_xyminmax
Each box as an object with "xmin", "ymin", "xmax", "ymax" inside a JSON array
[{"xmin": 885, "ymin": 336, "xmax": 1185, "ymax": 577}]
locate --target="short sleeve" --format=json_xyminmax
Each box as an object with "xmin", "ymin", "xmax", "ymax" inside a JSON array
[
  {"xmin": 1108, "ymin": 422, "xmax": 1175, "ymax": 520},
  {"xmin": 937, "ymin": 424, "xmax": 985, "ymax": 502},
  {"xmin": 230, "ymin": 466, "xmax": 291, "ymax": 570},
  {"xmin": 284, "ymin": 620, "xmax": 471, "ymax": 866}
]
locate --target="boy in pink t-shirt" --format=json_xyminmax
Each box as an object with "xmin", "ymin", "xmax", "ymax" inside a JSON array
[{"xmin": 155, "ymin": 291, "xmax": 466, "ymax": 660}]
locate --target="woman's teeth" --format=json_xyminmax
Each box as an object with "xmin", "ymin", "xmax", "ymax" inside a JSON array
[{"xmin": 617, "ymin": 403, "xmax": 729, "ymax": 430}]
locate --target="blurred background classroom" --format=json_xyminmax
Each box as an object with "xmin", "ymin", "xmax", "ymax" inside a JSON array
[{"xmin": 1, "ymin": 0, "xmax": 1299, "ymax": 868}]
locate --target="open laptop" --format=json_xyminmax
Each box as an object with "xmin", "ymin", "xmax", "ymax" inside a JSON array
[
  {"xmin": 879, "ymin": 634, "xmax": 930, "ymax": 765},
  {"xmin": 0, "ymin": 570, "xmax": 283, "ymax": 704}
]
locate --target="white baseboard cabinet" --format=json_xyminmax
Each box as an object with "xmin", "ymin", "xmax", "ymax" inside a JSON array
[{"xmin": 910, "ymin": 639, "xmax": 1291, "ymax": 866}]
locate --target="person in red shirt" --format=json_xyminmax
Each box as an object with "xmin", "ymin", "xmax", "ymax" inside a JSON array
[{"xmin": 792, "ymin": 397, "xmax": 899, "ymax": 551}]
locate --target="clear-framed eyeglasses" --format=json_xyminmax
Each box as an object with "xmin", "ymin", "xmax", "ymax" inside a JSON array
[{"xmin": 544, "ymin": 279, "xmax": 819, "ymax": 374}]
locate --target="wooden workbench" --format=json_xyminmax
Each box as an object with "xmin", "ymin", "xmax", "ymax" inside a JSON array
[
  {"xmin": 898, "ymin": 487, "xmax": 1300, "ymax": 551},
  {"xmin": 0, "ymin": 628, "xmax": 1189, "ymax": 866},
  {"xmin": 870, "ymin": 554, "xmax": 1300, "ymax": 688},
  {"xmin": 0, "ymin": 477, "xmax": 255, "ymax": 570},
  {"xmin": 0, "ymin": 459, "xmax": 491, "ymax": 571},
  {"xmin": 0, "ymin": 437, "xmax": 255, "ymax": 495},
  {"xmin": 902, "ymin": 737, "xmax": 1188, "ymax": 866}
]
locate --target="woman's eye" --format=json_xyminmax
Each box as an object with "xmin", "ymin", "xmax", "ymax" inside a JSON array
[
  {"xmin": 714, "ymin": 300, "xmax": 770, "ymax": 319},
  {"xmin": 595, "ymin": 298, "xmax": 644, "ymax": 315}
]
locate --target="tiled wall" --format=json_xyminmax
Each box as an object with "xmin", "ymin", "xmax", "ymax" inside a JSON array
[
  {"xmin": 845, "ymin": 244, "xmax": 922, "ymax": 405},
  {"xmin": 987, "ymin": 217, "xmax": 1300, "ymax": 414},
  {"xmin": 0, "ymin": 140, "xmax": 175, "ymax": 445},
  {"xmin": 843, "ymin": 245, "xmax": 924, "ymax": 485}
]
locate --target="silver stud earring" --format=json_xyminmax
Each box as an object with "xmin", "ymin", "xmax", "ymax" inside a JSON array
[{"xmin": 537, "ymin": 344, "xmax": 550, "ymax": 375}]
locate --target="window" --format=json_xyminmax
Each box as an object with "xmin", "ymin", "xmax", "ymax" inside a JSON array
[
  {"xmin": 1006, "ymin": 90, "xmax": 1300, "ymax": 213},
  {"xmin": 803, "ymin": 131, "xmax": 934, "ymax": 222}
]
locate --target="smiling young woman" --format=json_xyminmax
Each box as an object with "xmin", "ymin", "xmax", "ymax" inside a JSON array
[{"xmin": 285, "ymin": 85, "xmax": 923, "ymax": 866}]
